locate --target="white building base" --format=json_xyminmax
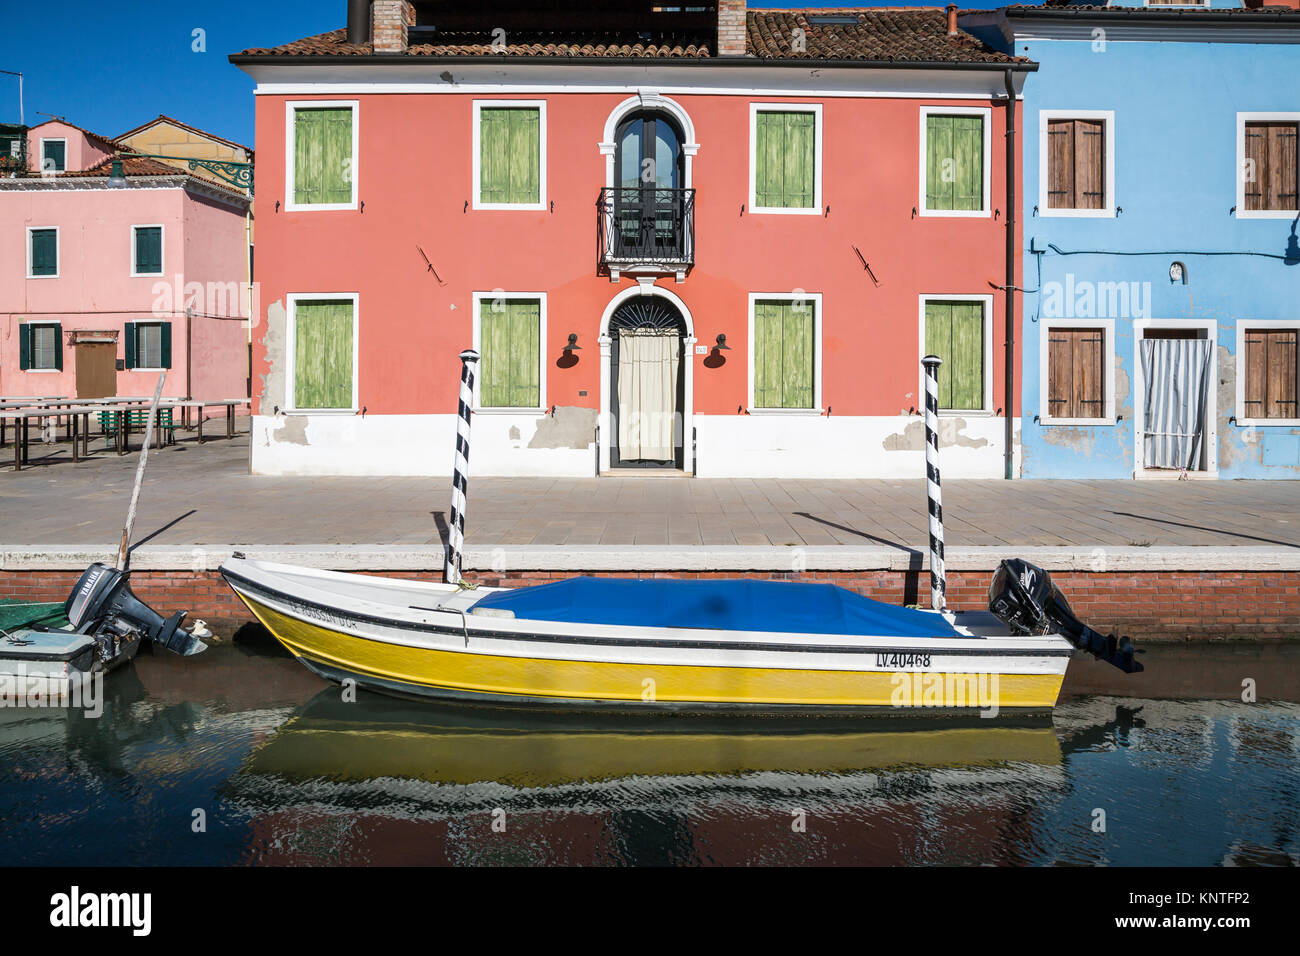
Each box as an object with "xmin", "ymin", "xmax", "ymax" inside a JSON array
[{"xmin": 251, "ymin": 413, "xmax": 1019, "ymax": 479}]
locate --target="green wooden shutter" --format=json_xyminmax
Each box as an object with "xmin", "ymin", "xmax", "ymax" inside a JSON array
[
  {"xmin": 783, "ymin": 112, "xmax": 814, "ymax": 209},
  {"xmin": 18, "ymin": 323, "xmax": 30, "ymax": 370},
  {"xmin": 949, "ymin": 302, "xmax": 983, "ymax": 409},
  {"xmin": 480, "ymin": 108, "xmax": 540, "ymax": 205},
  {"xmin": 160, "ymin": 322, "xmax": 172, "ymax": 370},
  {"xmin": 755, "ymin": 112, "xmax": 782, "ymax": 208},
  {"xmin": 925, "ymin": 301, "xmax": 984, "ymax": 410},
  {"xmin": 925, "ymin": 115, "xmax": 953, "ymax": 211},
  {"xmin": 754, "ymin": 301, "xmax": 813, "ymax": 409},
  {"xmin": 295, "ymin": 108, "xmax": 352, "ymax": 206},
  {"xmin": 134, "ymin": 227, "xmax": 162, "ymax": 274},
  {"xmin": 124, "ymin": 322, "xmax": 137, "ymax": 370},
  {"xmin": 479, "ymin": 300, "xmax": 511, "ymax": 406},
  {"xmin": 511, "ymin": 300, "xmax": 540, "ymax": 407},
  {"xmin": 30, "ymin": 228, "xmax": 56, "ymax": 276},
  {"xmin": 924, "ymin": 302, "xmax": 953, "ymax": 408},
  {"xmin": 927, "ymin": 115, "xmax": 983, "ymax": 211},
  {"xmin": 52, "ymin": 323, "xmax": 63, "ymax": 371},
  {"xmin": 952, "ymin": 116, "xmax": 983, "ymax": 211},
  {"xmin": 294, "ymin": 301, "xmax": 354, "ymax": 409}
]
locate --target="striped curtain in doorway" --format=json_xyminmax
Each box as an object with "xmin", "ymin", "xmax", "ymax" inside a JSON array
[{"xmin": 1141, "ymin": 338, "xmax": 1212, "ymax": 470}]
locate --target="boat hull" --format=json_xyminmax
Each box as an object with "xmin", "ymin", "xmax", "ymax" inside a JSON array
[{"xmin": 224, "ymin": 561, "xmax": 1071, "ymax": 713}]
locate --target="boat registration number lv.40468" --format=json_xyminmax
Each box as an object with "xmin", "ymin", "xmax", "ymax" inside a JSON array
[{"xmin": 875, "ymin": 652, "xmax": 932, "ymax": 669}]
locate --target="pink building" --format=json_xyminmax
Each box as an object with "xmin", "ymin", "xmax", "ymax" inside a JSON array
[{"xmin": 0, "ymin": 121, "xmax": 251, "ymax": 406}]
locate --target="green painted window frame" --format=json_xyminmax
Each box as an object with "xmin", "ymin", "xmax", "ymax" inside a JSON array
[
  {"xmin": 288, "ymin": 102, "xmax": 357, "ymax": 210},
  {"xmin": 132, "ymin": 226, "xmax": 164, "ymax": 276},
  {"xmin": 921, "ymin": 109, "xmax": 988, "ymax": 215},
  {"xmin": 475, "ymin": 102, "xmax": 545, "ymax": 210},
  {"xmin": 19, "ymin": 322, "xmax": 62, "ymax": 371},
  {"xmin": 750, "ymin": 295, "xmax": 819, "ymax": 411},
  {"xmin": 40, "ymin": 138, "xmax": 66, "ymax": 173},
  {"xmin": 27, "ymin": 227, "xmax": 58, "ymax": 277},
  {"xmin": 922, "ymin": 298, "xmax": 989, "ymax": 412},
  {"xmin": 751, "ymin": 104, "xmax": 821, "ymax": 213},
  {"xmin": 124, "ymin": 321, "xmax": 173, "ymax": 371},
  {"xmin": 290, "ymin": 297, "xmax": 356, "ymax": 411},
  {"xmin": 476, "ymin": 294, "xmax": 544, "ymax": 410}
]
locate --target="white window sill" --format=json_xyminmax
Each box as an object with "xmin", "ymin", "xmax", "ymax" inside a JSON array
[
  {"xmin": 918, "ymin": 209, "xmax": 990, "ymax": 219},
  {"xmin": 25, "ymin": 274, "xmax": 59, "ymax": 280},
  {"xmin": 284, "ymin": 202, "xmax": 358, "ymax": 213},
  {"xmin": 750, "ymin": 206, "xmax": 820, "ymax": 216},
  {"xmin": 473, "ymin": 407, "xmax": 547, "ymax": 416},
  {"xmin": 130, "ymin": 271, "xmax": 164, "ymax": 278},
  {"xmin": 1235, "ymin": 418, "xmax": 1300, "ymax": 428},
  {"xmin": 939, "ymin": 409, "xmax": 993, "ymax": 417},
  {"xmin": 1038, "ymin": 208, "xmax": 1115, "ymax": 219},
  {"xmin": 24, "ymin": 368, "xmax": 61, "ymax": 373},
  {"xmin": 1235, "ymin": 209, "xmax": 1299, "ymax": 221},
  {"xmin": 747, "ymin": 407, "xmax": 823, "ymax": 416},
  {"xmin": 132, "ymin": 367, "xmax": 169, "ymax": 373},
  {"xmin": 283, "ymin": 408, "xmax": 358, "ymax": 416},
  {"xmin": 1040, "ymin": 417, "xmax": 1116, "ymax": 427},
  {"xmin": 472, "ymin": 202, "xmax": 547, "ymax": 212}
]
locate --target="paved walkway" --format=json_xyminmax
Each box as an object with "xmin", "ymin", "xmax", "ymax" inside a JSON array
[{"xmin": 1, "ymin": 432, "xmax": 1296, "ymax": 551}]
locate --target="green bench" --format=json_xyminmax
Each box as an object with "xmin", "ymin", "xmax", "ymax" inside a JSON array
[{"xmin": 98, "ymin": 407, "xmax": 177, "ymax": 443}]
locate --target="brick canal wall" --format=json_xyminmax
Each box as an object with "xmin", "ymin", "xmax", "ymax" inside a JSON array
[{"xmin": 3, "ymin": 567, "xmax": 1297, "ymax": 642}]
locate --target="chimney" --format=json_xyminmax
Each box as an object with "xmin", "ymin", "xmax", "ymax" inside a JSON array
[
  {"xmin": 946, "ymin": 4, "xmax": 958, "ymax": 36},
  {"xmin": 717, "ymin": 0, "xmax": 747, "ymax": 57},
  {"xmin": 372, "ymin": 0, "xmax": 414, "ymax": 54},
  {"xmin": 346, "ymin": 0, "xmax": 370, "ymax": 45}
]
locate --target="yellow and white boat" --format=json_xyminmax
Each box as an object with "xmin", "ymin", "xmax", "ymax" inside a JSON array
[{"xmin": 219, "ymin": 556, "xmax": 1139, "ymax": 713}]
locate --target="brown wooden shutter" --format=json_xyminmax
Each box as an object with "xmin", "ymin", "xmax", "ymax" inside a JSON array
[
  {"xmin": 1046, "ymin": 119, "xmax": 1075, "ymax": 210},
  {"xmin": 1266, "ymin": 330, "xmax": 1297, "ymax": 419},
  {"xmin": 1074, "ymin": 120, "xmax": 1105, "ymax": 210},
  {"xmin": 1244, "ymin": 122, "xmax": 1298, "ymax": 212},
  {"xmin": 1048, "ymin": 328, "xmax": 1105, "ymax": 418}
]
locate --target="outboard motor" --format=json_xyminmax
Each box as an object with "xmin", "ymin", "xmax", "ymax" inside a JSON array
[
  {"xmin": 66, "ymin": 564, "xmax": 208, "ymax": 660},
  {"xmin": 989, "ymin": 558, "xmax": 1143, "ymax": 673}
]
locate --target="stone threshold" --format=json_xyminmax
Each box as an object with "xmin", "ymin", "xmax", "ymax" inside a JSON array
[{"xmin": 2, "ymin": 543, "xmax": 1298, "ymax": 573}]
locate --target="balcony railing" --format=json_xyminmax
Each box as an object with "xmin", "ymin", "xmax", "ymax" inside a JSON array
[{"xmin": 597, "ymin": 186, "xmax": 695, "ymax": 274}]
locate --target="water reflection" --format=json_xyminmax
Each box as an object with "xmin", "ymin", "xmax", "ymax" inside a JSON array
[{"xmin": 0, "ymin": 633, "xmax": 1297, "ymax": 866}]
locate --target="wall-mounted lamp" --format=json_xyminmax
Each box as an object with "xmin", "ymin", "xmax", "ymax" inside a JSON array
[
  {"xmin": 107, "ymin": 155, "xmax": 126, "ymax": 188},
  {"xmin": 714, "ymin": 333, "xmax": 731, "ymax": 351},
  {"xmin": 562, "ymin": 333, "xmax": 581, "ymax": 352}
]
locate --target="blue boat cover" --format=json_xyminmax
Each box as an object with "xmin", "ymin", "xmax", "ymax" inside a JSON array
[{"xmin": 471, "ymin": 576, "xmax": 960, "ymax": 638}]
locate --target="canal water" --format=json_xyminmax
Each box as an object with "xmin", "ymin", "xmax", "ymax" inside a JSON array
[{"xmin": 1, "ymin": 629, "xmax": 1297, "ymax": 866}]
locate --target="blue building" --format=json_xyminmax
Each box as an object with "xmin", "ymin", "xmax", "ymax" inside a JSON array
[{"xmin": 963, "ymin": 1, "xmax": 1300, "ymax": 479}]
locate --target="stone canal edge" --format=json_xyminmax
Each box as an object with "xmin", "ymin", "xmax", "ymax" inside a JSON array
[{"xmin": 2, "ymin": 544, "xmax": 1297, "ymax": 643}]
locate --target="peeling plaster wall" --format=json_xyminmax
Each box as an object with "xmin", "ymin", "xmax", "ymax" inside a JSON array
[{"xmin": 1009, "ymin": 33, "xmax": 1300, "ymax": 480}]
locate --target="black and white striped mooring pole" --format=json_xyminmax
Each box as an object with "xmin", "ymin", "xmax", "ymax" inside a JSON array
[
  {"xmin": 921, "ymin": 354, "xmax": 946, "ymax": 611},
  {"xmin": 445, "ymin": 348, "xmax": 480, "ymax": 585}
]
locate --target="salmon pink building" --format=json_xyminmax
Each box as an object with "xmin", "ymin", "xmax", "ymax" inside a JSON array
[
  {"xmin": 0, "ymin": 120, "xmax": 252, "ymax": 406},
  {"xmin": 232, "ymin": 1, "xmax": 1030, "ymax": 478}
]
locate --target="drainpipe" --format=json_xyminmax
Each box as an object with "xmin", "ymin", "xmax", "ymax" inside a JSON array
[{"xmin": 1003, "ymin": 68, "xmax": 1017, "ymax": 481}]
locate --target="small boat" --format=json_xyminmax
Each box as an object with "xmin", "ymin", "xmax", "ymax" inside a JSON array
[
  {"xmin": 0, "ymin": 565, "xmax": 207, "ymax": 703},
  {"xmin": 220, "ymin": 555, "xmax": 1140, "ymax": 713}
]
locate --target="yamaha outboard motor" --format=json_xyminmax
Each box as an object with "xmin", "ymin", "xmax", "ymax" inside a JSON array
[
  {"xmin": 66, "ymin": 564, "xmax": 208, "ymax": 661},
  {"xmin": 989, "ymin": 558, "xmax": 1143, "ymax": 673}
]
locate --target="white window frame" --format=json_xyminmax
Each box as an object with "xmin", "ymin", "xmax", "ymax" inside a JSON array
[
  {"xmin": 472, "ymin": 100, "xmax": 548, "ymax": 212},
  {"xmin": 746, "ymin": 291, "xmax": 824, "ymax": 414},
  {"xmin": 470, "ymin": 290, "xmax": 549, "ymax": 413},
  {"xmin": 1132, "ymin": 317, "xmax": 1218, "ymax": 478},
  {"xmin": 1235, "ymin": 319, "xmax": 1300, "ymax": 427},
  {"xmin": 1038, "ymin": 110, "xmax": 1116, "ymax": 219},
  {"xmin": 39, "ymin": 137, "xmax": 67, "ymax": 174},
  {"xmin": 284, "ymin": 292, "xmax": 360, "ymax": 413},
  {"xmin": 1142, "ymin": 0, "xmax": 1210, "ymax": 8},
  {"xmin": 284, "ymin": 100, "xmax": 360, "ymax": 212},
  {"xmin": 26, "ymin": 225, "xmax": 59, "ymax": 279},
  {"xmin": 748, "ymin": 103, "xmax": 824, "ymax": 216},
  {"xmin": 1038, "ymin": 317, "xmax": 1116, "ymax": 426},
  {"xmin": 917, "ymin": 294, "xmax": 996, "ymax": 416},
  {"xmin": 918, "ymin": 105, "xmax": 993, "ymax": 218},
  {"xmin": 130, "ymin": 224, "xmax": 165, "ymax": 277},
  {"xmin": 1236, "ymin": 112, "xmax": 1300, "ymax": 221},
  {"xmin": 130, "ymin": 321, "xmax": 169, "ymax": 373},
  {"xmin": 23, "ymin": 320, "xmax": 62, "ymax": 373}
]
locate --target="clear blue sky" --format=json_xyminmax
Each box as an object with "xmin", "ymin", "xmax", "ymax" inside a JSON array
[{"xmin": 0, "ymin": 1, "xmax": 1004, "ymax": 148}]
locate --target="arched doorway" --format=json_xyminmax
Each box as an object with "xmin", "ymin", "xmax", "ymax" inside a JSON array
[{"xmin": 604, "ymin": 293, "xmax": 691, "ymax": 470}]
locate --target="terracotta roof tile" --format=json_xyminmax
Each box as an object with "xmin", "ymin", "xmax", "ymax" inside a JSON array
[
  {"xmin": 59, "ymin": 155, "xmax": 190, "ymax": 178},
  {"xmin": 235, "ymin": 11, "xmax": 1025, "ymax": 65}
]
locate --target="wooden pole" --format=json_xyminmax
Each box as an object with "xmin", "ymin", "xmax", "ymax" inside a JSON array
[
  {"xmin": 444, "ymin": 349, "xmax": 479, "ymax": 584},
  {"xmin": 922, "ymin": 355, "xmax": 946, "ymax": 612},
  {"xmin": 117, "ymin": 373, "xmax": 166, "ymax": 571}
]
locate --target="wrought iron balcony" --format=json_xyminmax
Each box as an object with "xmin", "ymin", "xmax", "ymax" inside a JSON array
[{"xmin": 597, "ymin": 187, "xmax": 695, "ymax": 276}]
